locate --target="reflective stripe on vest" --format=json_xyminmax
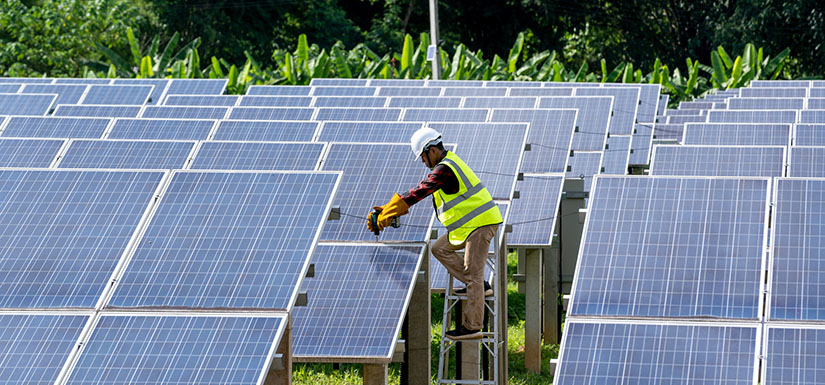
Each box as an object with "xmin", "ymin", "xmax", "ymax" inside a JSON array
[{"xmin": 434, "ymin": 152, "xmax": 502, "ymax": 245}]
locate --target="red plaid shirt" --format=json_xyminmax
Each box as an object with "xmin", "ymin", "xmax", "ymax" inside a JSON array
[{"xmin": 401, "ymin": 158, "xmax": 459, "ymax": 206}]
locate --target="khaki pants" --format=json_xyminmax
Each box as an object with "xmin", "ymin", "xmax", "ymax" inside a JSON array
[{"xmin": 431, "ymin": 224, "xmax": 498, "ymax": 330}]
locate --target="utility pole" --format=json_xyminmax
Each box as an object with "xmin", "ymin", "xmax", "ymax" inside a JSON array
[{"xmin": 428, "ymin": 0, "xmax": 441, "ymax": 79}]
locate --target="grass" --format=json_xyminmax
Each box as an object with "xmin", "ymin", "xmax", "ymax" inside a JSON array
[{"xmin": 292, "ymin": 251, "xmax": 558, "ymax": 384}]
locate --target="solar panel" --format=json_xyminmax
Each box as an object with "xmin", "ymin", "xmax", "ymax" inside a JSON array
[
  {"xmin": 317, "ymin": 121, "xmax": 423, "ymax": 142},
  {"xmin": 246, "ymin": 85, "xmax": 311, "ymax": 96},
  {"xmin": 1, "ymin": 116, "xmax": 110, "ymax": 138},
  {"xmin": 810, "ymin": 88, "xmax": 825, "ymax": 97},
  {"xmin": 602, "ymin": 135, "xmax": 631, "ymax": 174},
  {"xmin": 0, "ymin": 77, "xmax": 53, "ymax": 84},
  {"xmin": 311, "ymin": 87, "xmax": 377, "ymax": 96},
  {"xmin": 313, "ymin": 96, "xmax": 387, "ymax": 108},
  {"xmin": 190, "ymin": 141, "xmax": 324, "ymax": 171},
  {"xmin": 21, "ymin": 84, "xmax": 87, "ymax": 106},
  {"xmin": 566, "ymin": 151, "xmax": 602, "ymax": 192},
  {"xmin": 402, "ymin": 108, "xmax": 488, "ymax": 122},
  {"xmin": 658, "ymin": 94, "xmax": 669, "ymax": 116},
  {"xmin": 814, "ymin": 81, "xmax": 825, "ymax": 87},
  {"xmin": 427, "ymin": 80, "xmax": 484, "ymax": 87},
  {"xmin": 555, "ymin": 321, "xmax": 759, "ymax": 385},
  {"xmin": 212, "ymin": 120, "xmax": 319, "ymax": 141},
  {"xmin": 764, "ymin": 325, "xmax": 825, "ymax": 385},
  {"xmin": 369, "ymin": 79, "xmax": 426, "ymax": 87},
  {"xmin": 0, "ymin": 169, "xmax": 165, "ymax": 308},
  {"xmin": 163, "ymin": 94, "xmax": 239, "ymax": 107},
  {"xmin": 58, "ymin": 140, "xmax": 195, "ymax": 169},
  {"xmin": 490, "ymin": 109, "xmax": 578, "ymax": 173},
  {"xmin": 293, "ymin": 244, "xmax": 423, "ymax": 360},
  {"xmin": 141, "ymin": 106, "xmax": 227, "ymax": 120},
  {"xmin": 319, "ymin": 143, "xmax": 433, "ymax": 242},
  {"xmin": 542, "ymin": 81, "xmax": 599, "ymax": 87},
  {"xmin": 108, "ymin": 171, "xmax": 339, "ymax": 310},
  {"xmin": 310, "ymin": 78, "xmax": 368, "ymax": 86},
  {"xmin": 574, "ymin": 87, "xmax": 639, "ymax": 135},
  {"xmin": 807, "ymin": 98, "xmax": 825, "ymax": 109},
  {"xmin": 238, "ymin": 96, "xmax": 313, "ymax": 107},
  {"xmin": 739, "ymin": 88, "xmax": 807, "ymax": 98},
  {"xmin": 653, "ymin": 123, "xmax": 685, "ymax": 142},
  {"xmin": 629, "ymin": 123, "xmax": 653, "ymax": 165},
  {"xmin": 507, "ymin": 174, "xmax": 564, "ymax": 246},
  {"xmin": 0, "ymin": 93, "xmax": 56, "ymax": 115},
  {"xmin": 750, "ymin": 80, "xmax": 811, "ymax": 87},
  {"xmin": 507, "ymin": 87, "xmax": 573, "ymax": 97},
  {"xmin": 538, "ymin": 96, "xmax": 612, "ymax": 151},
  {"xmin": 0, "ymin": 313, "xmax": 89, "ymax": 385},
  {"xmin": 442, "ymin": 87, "xmax": 506, "ymax": 97},
  {"xmin": 727, "ymin": 97, "xmax": 805, "ymax": 110},
  {"xmin": 165, "ymin": 79, "xmax": 228, "ymax": 95},
  {"xmin": 54, "ymin": 78, "xmax": 111, "ymax": 85},
  {"xmin": 316, "ymin": 107, "xmax": 401, "ymax": 121},
  {"xmin": 64, "ymin": 314, "xmax": 285, "ymax": 385},
  {"xmin": 788, "ymin": 147, "xmax": 825, "ymax": 177},
  {"xmin": 387, "ymin": 96, "xmax": 461, "ymax": 108},
  {"xmin": 570, "ymin": 176, "xmax": 769, "ymax": 319},
  {"xmin": 463, "ymin": 97, "xmax": 536, "ymax": 109},
  {"xmin": 603, "ymin": 84, "xmax": 661, "ymax": 122},
  {"xmin": 0, "ymin": 138, "xmax": 64, "ymax": 167},
  {"xmin": 81, "ymin": 85, "xmax": 153, "ymax": 105},
  {"xmin": 666, "ymin": 115, "xmax": 708, "ymax": 124},
  {"xmin": 800, "ymin": 110, "xmax": 825, "ymax": 124},
  {"xmin": 230, "ymin": 107, "xmax": 315, "ymax": 120},
  {"xmin": 108, "ymin": 118, "xmax": 215, "ymax": 140},
  {"xmin": 0, "ymin": 84, "xmax": 20, "ymax": 93},
  {"xmin": 53, "ymin": 105, "xmax": 141, "ymax": 118},
  {"xmin": 683, "ymin": 123, "xmax": 791, "ymax": 146},
  {"xmin": 483, "ymin": 81, "xmax": 539, "ymax": 87},
  {"xmin": 650, "ymin": 145, "xmax": 786, "ymax": 177},
  {"xmin": 377, "ymin": 87, "xmax": 442, "ymax": 97},
  {"xmin": 112, "ymin": 79, "xmax": 169, "ymax": 105},
  {"xmin": 794, "ymin": 124, "xmax": 825, "ymax": 146},
  {"xmin": 664, "ymin": 109, "xmax": 705, "ymax": 116},
  {"xmin": 770, "ymin": 178, "xmax": 825, "ymax": 321}
]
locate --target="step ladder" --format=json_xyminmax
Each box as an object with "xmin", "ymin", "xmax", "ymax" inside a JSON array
[{"xmin": 436, "ymin": 227, "xmax": 504, "ymax": 385}]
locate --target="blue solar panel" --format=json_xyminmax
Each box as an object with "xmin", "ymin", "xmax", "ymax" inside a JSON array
[
  {"xmin": 810, "ymin": 89, "xmax": 825, "ymax": 97},
  {"xmin": 602, "ymin": 135, "xmax": 631, "ymax": 174},
  {"xmin": 566, "ymin": 151, "xmax": 602, "ymax": 192},
  {"xmin": 794, "ymin": 124, "xmax": 825, "ymax": 146},
  {"xmin": 490, "ymin": 109, "xmax": 578, "ymax": 173},
  {"xmin": 108, "ymin": 118, "xmax": 215, "ymax": 140},
  {"xmin": 191, "ymin": 141, "xmax": 324, "ymax": 170},
  {"xmin": 65, "ymin": 314, "xmax": 284, "ymax": 385},
  {"xmin": 388, "ymin": 97, "xmax": 461, "ymax": 108},
  {"xmin": 483, "ymin": 81, "xmax": 539, "ymax": 87},
  {"xmin": 58, "ymin": 140, "xmax": 195, "ymax": 169},
  {"xmin": 369, "ymin": 79, "xmax": 426, "ymax": 87},
  {"xmin": 651, "ymin": 145, "xmax": 785, "ymax": 177},
  {"xmin": 319, "ymin": 143, "xmax": 432, "ymax": 242},
  {"xmin": 764, "ymin": 325, "xmax": 825, "ymax": 385},
  {"xmin": 317, "ymin": 121, "xmax": 422, "ymax": 142},
  {"xmin": 54, "ymin": 78, "xmax": 111, "ymax": 85},
  {"xmin": 310, "ymin": 78, "xmax": 368, "ymax": 86},
  {"xmin": 542, "ymin": 82, "xmax": 600, "ymax": 87},
  {"xmin": 814, "ymin": 81, "xmax": 825, "ymax": 87},
  {"xmin": 653, "ymin": 123, "xmax": 685, "ymax": 142},
  {"xmin": 0, "ymin": 78, "xmax": 53, "ymax": 84},
  {"xmin": 213, "ymin": 120, "xmax": 319, "ymax": 141},
  {"xmin": 0, "ymin": 138, "xmax": 64, "ymax": 167},
  {"xmin": 312, "ymin": 87, "xmax": 376, "ymax": 96},
  {"xmin": 316, "ymin": 107, "xmax": 401, "ymax": 121},
  {"xmin": 800, "ymin": 110, "xmax": 825, "ymax": 124},
  {"xmin": 770, "ymin": 178, "xmax": 825, "ymax": 321},
  {"xmin": 555, "ymin": 321, "xmax": 758, "ymax": 385},
  {"xmin": 807, "ymin": 98, "xmax": 825, "ymax": 109},
  {"xmin": 788, "ymin": 147, "xmax": 825, "ymax": 177},
  {"xmin": 313, "ymin": 96, "xmax": 387, "ymax": 108},
  {"xmin": 571, "ymin": 176, "xmax": 768, "ymax": 318},
  {"xmin": 165, "ymin": 79, "xmax": 227, "ymax": 95},
  {"xmin": 442, "ymin": 88, "xmax": 506, "ymax": 97},
  {"xmin": 163, "ymin": 95, "xmax": 239, "ymax": 106},
  {"xmin": 683, "ymin": 123, "xmax": 791, "ymax": 146},
  {"xmin": 108, "ymin": 171, "xmax": 339, "ymax": 310},
  {"xmin": 21, "ymin": 84, "xmax": 87, "ymax": 106},
  {"xmin": 1, "ymin": 116, "xmax": 110, "ymax": 138},
  {"xmin": 538, "ymin": 96, "xmax": 612, "ymax": 151},
  {"xmin": 141, "ymin": 106, "xmax": 228, "ymax": 119},
  {"xmin": 81, "ymin": 85, "xmax": 153, "ymax": 105},
  {"xmin": 377, "ymin": 87, "xmax": 442, "ymax": 97},
  {"xmin": 0, "ymin": 84, "xmax": 20, "ymax": 93},
  {"xmin": 53, "ymin": 105, "xmax": 141, "ymax": 118},
  {"xmin": 679, "ymin": 101, "xmax": 715, "ymax": 110},
  {"xmin": 427, "ymin": 80, "xmax": 483, "ymax": 87},
  {"xmin": 603, "ymin": 84, "xmax": 661, "ymax": 122},
  {"xmin": 463, "ymin": 97, "xmax": 536, "ymax": 108},
  {"xmin": 229, "ymin": 107, "xmax": 315, "ymax": 121},
  {"xmin": 664, "ymin": 109, "xmax": 705, "ymax": 116},
  {"xmin": 667, "ymin": 115, "xmax": 709, "ymax": 124},
  {"xmin": 112, "ymin": 79, "xmax": 169, "ymax": 105},
  {"xmin": 293, "ymin": 244, "xmax": 423, "ymax": 360},
  {"xmin": 750, "ymin": 80, "xmax": 811, "ymax": 87},
  {"xmin": 402, "ymin": 108, "xmax": 487, "ymax": 122},
  {"xmin": 739, "ymin": 88, "xmax": 807, "ymax": 98},
  {"xmin": 0, "ymin": 93, "xmax": 56, "ymax": 115},
  {"xmin": 630, "ymin": 123, "xmax": 653, "ymax": 165},
  {"xmin": 0, "ymin": 313, "xmax": 89, "ymax": 385},
  {"xmin": 708, "ymin": 110, "xmax": 797, "ymax": 124},
  {"xmin": 508, "ymin": 87, "xmax": 573, "ymax": 97},
  {"xmin": 246, "ymin": 85, "xmax": 311, "ymax": 96},
  {"xmin": 0, "ymin": 169, "xmax": 164, "ymax": 308},
  {"xmin": 575, "ymin": 87, "xmax": 640, "ymax": 135},
  {"xmin": 728, "ymin": 98, "xmax": 804, "ymax": 110},
  {"xmin": 507, "ymin": 174, "xmax": 564, "ymax": 246},
  {"xmin": 238, "ymin": 96, "xmax": 313, "ymax": 107}
]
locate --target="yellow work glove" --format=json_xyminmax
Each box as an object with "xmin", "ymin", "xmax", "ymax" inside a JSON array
[{"xmin": 374, "ymin": 193, "xmax": 409, "ymax": 231}]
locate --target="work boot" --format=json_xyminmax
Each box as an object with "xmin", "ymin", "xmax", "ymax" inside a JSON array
[
  {"xmin": 453, "ymin": 281, "xmax": 493, "ymax": 297},
  {"xmin": 445, "ymin": 325, "xmax": 482, "ymax": 340}
]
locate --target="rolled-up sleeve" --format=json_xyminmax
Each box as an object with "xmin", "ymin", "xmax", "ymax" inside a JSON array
[{"xmin": 401, "ymin": 164, "xmax": 457, "ymax": 206}]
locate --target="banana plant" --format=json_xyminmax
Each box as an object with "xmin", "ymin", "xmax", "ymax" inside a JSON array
[
  {"xmin": 706, "ymin": 44, "xmax": 790, "ymax": 89},
  {"xmin": 86, "ymin": 27, "xmax": 202, "ymax": 78}
]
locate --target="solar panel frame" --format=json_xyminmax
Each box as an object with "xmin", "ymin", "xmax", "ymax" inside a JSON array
[
  {"xmin": 377, "ymin": 87, "xmax": 443, "ymax": 97},
  {"xmin": 0, "ymin": 93, "xmax": 57, "ymax": 115},
  {"xmin": 806, "ymin": 98, "xmax": 825, "ymax": 109},
  {"xmin": 442, "ymin": 87, "xmax": 507, "ymax": 97},
  {"xmin": 683, "ymin": 123, "xmax": 792, "ymax": 146},
  {"xmin": 312, "ymin": 96, "xmax": 388, "ymax": 108},
  {"xmin": 162, "ymin": 94, "xmax": 240, "ymax": 107},
  {"xmin": 189, "ymin": 141, "xmax": 325, "ymax": 171},
  {"xmin": 800, "ymin": 110, "xmax": 825, "ymax": 124},
  {"xmin": 141, "ymin": 105, "xmax": 228, "ymax": 120},
  {"xmin": 112, "ymin": 79, "xmax": 170, "ymax": 105},
  {"xmin": 56, "ymin": 139, "xmax": 197, "ymax": 169},
  {"xmin": 311, "ymin": 87, "xmax": 377, "ymax": 96},
  {"xmin": 80, "ymin": 85, "xmax": 153, "ymax": 105},
  {"xmin": 54, "ymin": 79, "xmax": 112, "ymax": 85},
  {"xmin": 462, "ymin": 96, "xmax": 537, "ymax": 109},
  {"xmin": 229, "ymin": 107, "xmax": 316, "ymax": 121},
  {"xmin": 1, "ymin": 116, "xmax": 111, "ymax": 139},
  {"xmin": 401, "ymin": 107, "xmax": 489, "ymax": 122},
  {"xmin": 739, "ymin": 88, "xmax": 808, "ymax": 98},
  {"xmin": 658, "ymin": 94, "xmax": 669, "ymax": 116},
  {"xmin": 507, "ymin": 173, "xmax": 565, "ymax": 246},
  {"xmin": 0, "ymin": 137, "xmax": 65, "ymax": 167},
  {"xmin": 574, "ymin": 87, "xmax": 640, "ymax": 135},
  {"xmin": 246, "ymin": 85, "xmax": 311, "ymax": 96},
  {"xmin": 20, "ymin": 84, "xmax": 88, "ymax": 107},
  {"xmin": 602, "ymin": 134, "xmax": 632, "ymax": 175},
  {"xmin": 316, "ymin": 121, "xmax": 424, "ymax": 143},
  {"xmin": 666, "ymin": 115, "xmax": 709, "ymax": 124},
  {"xmin": 482, "ymin": 81, "xmax": 540, "ymax": 87},
  {"xmin": 0, "ymin": 84, "xmax": 21, "ymax": 93},
  {"xmin": 316, "ymin": 107, "xmax": 401, "ymax": 122},
  {"xmin": 212, "ymin": 120, "xmax": 320, "ymax": 142},
  {"xmin": 664, "ymin": 109, "xmax": 705, "ymax": 116},
  {"xmin": 426, "ymin": 80, "xmax": 484, "ymax": 87},
  {"xmin": 368, "ymin": 79, "xmax": 426, "ymax": 87},
  {"xmin": 387, "ymin": 96, "xmax": 462, "ymax": 108},
  {"xmin": 727, "ymin": 98, "xmax": 805, "ymax": 110},
  {"xmin": 788, "ymin": 146, "xmax": 825, "ymax": 177},
  {"xmin": 653, "ymin": 123, "xmax": 686, "ymax": 143},
  {"xmin": 763, "ymin": 324, "xmax": 825, "ymax": 385},
  {"xmin": 507, "ymin": 87, "xmax": 574, "ymax": 97},
  {"xmin": 106, "ymin": 118, "xmax": 217, "ymax": 141},
  {"xmin": 490, "ymin": 108, "xmax": 578, "ymax": 173},
  {"xmin": 750, "ymin": 80, "xmax": 811, "ymax": 88},
  {"xmin": 649, "ymin": 145, "xmax": 786, "ymax": 177},
  {"xmin": 810, "ymin": 88, "xmax": 825, "ymax": 97},
  {"xmin": 629, "ymin": 123, "xmax": 654, "ymax": 165},
  {"xmin": 793, "ymin": 124, "xmax": 825, "ymax": 146},
  {"xmin": 238, "ymin": 96, "xmax": 314, "ymax": 107},
  {"xmin": 165, "ymin": 79, "xmax": 228, "ymax": 95},
  {"xmin": 0, "ymin": 77, "xmax": 54, "ymax": 84},
  {"xmin": 538, "ymin": 96, "xmax": 613, "ymax": 151},
  {"xmin": 566, "ymin": 151, "xmax": 603, "ymax": 193},
  {"xmin": 602, "ymin": 84, "xmax": 661, "ymax": 123},
  {"xmin": 53, "ymin": 104, "xmax": 142, "ymax": 118},
  {"xmin": 310, "ymin": 78, "xmax": 368, "ymax": 86}
]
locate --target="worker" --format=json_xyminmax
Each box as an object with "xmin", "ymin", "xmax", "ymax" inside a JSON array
[{"xmin": 367, "ymin": 127, "xmax": 502, "ymax": 340}]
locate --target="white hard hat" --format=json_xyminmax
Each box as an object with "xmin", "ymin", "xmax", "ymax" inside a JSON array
[{"xmin": 410, "ymin": 126, "xmax": 442, "ymax": 158}]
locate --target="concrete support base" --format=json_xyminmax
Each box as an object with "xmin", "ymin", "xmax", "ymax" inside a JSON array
[
  {"xmin": 524, "ymin": 248, "xmax": 542, "ymax": 374},
  {"xmin": 363, "ymin": 363, "xmax": 388, "ymax": 385},
  {"xmin": 264, "ymin": 315, "xmax": 292, "ymax": 385}
]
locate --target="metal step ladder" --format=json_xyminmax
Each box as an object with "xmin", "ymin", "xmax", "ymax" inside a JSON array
[{"xmin": 436, "ymin": 227, "xmax": 504, "ymax": 385}]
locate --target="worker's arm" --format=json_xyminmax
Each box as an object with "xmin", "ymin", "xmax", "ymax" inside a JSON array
[{"xmin": 367, "ymin": 164, "xmax": 458, "ymax": 232}]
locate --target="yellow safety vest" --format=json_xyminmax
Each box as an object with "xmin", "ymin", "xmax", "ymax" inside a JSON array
[{"xmin": 433, "ymin": 152, "xmax": 502, "ymax": 245}]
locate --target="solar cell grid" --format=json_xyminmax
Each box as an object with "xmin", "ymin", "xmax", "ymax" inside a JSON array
[
  {"xmin": 0, "ymin": 78, "xmax": 53, "ymax": 84},
  {"xmin": 764, "ymin": 325, "xmax": 825, "ymax": 385},
  {"xmin": 165, "ymin": 79, "xmax": 227, "ymax": 95},
  {"xmin": 54, "ymin": 78, "xmax": 111, "ymax": 85},
  {"xmin": 107, "ymin": 118, "xmax": 215, "ymax": 141},
  {"xmin": 53, "ymin": 104, "xmax": 141, "ymax": 118},
  {"xmin": 313, "ymin": 96, "xmax": 387, "ymax": 108},
  {"xmin": 81, "ymin": 85, "xmax": 153, "ymax": 105},
  {"xmin": 507, "ymin": 87, "xmax": 573, "ymax": 97},
  {"xmin": 316, "ymin": 107, "xmax": 400, "ymax": 121},
  {"xmin": 387, "ymin": 97, "xmax": 461, "ymax": 108},
  {"xmin": 810, "ymin": 88, "xmax": 825, "ymax": 97},
  {"xmin": 678, "ymin": 101, "xmax": 715, "ymax": 110},
  {"xmin": 442, "ymin": 87, "xmax": 506, "ymax": 97},
  {"xmin": 462, "ymin": 96, "xmax": 536, "ymax": 109},
  {"xmin": 368, "ymin": 79, "xmax": 426, "ymax": 87},
  {"xmin": 0, "ymin": 169, "xmax": 166, "ymax": 308},
  {"xmin": 402, "ymin": 108, "xmax": 488, "ymax": 122},
  {"xmin": 0, "ymin": 84, "xmax": 20, "ymax": 93},
  {"xmin": 538, "ymin": 96, "xmax": 612, "ymax": 151},
  {"xmin": 814, "ymin": 80, "xmax": 825, "ymax": 87},
  {"xmin": 603, "ymin": 84, "xmax": 661, "ymax": 122},
  {"xmin": 666, "ymin": 115, "xmax": 708, "ymax": 124},
  {"xmin": 0, "ymin": 93, "xmax": 57, "ymax": 115},
  {"xmin": 310, "ymin": 78, "xmax": 368, "ymax": 86},
  {"xmin": 316, "ymin": 121, "xmax": 422, "ymax": 142},
  {"xmin": 0, "ymin": 138, "xmax": 64, "ymax": 167},
  {"xmin": 807, "ymin": 98, "xmax": 825, "ymax": 109},
  {"xmin": 683, "ymin": 123, "xmax": 792, "ymax": 146},
  {"xmin": 311, "ymin": 87, "xmax": 376, "ymax": 96},
  {"xmin": 601, "ymin": 135, "xmax": 631, "ymax": 174},
  {"xmin": 377, "ymin": 87, "xmax": 442, "ymax": 97},
  {"xmin": 664, "ymin": 109, "xmax": 705, "ymax": 116},
  {"xmin": 108, "ymin": 171, "xmax": 340, "ymax": 310},
  {"xmin": 507, "ymin": 174, "xmax": 564, "ymax": 246},
  {"xmin": 112, "ymin": 79, "xmax": 169, "ymax": 105},
  {"xmin": 566, "ymin": 151, "xmax": 602, "ymax": 193},
  {"xmin": 1, "ymin": 116, "xmax": 110, "ymax": 138},
  {"xmin": 483, "ymin": 81, "xmax": 539, "ymax": 87},
  {"xmin": 162, "ymin": 94, "xmax": 239, "ymax": 107},
  {"xmin": 246, "ymin": 85, "xmax": 311, "ymax": 96},
  {"xmin": 213, "ymin": 120, "xmax": 319, "ymax": 141},
  {"xmin": 490, "ymin": 108, "xmax": 577, "ymax": 173},
  {"xmin": 794, "ymin": 124, "xmax": 825, "ymax": 146},
  {"xmin": 727, "ymin": 98, "xmax": 804, "ymax": 110},
  {"xmin": 570, "ymin": 176, "xmax": 769, "ymax": 319},
  {"xmin": 229, "ymin": 107, "xmax": 315, "ymax": 121},
  {"xmin": 750, "ymin": 80, "xmax": 811, "ymax": 87},
  {"xmin": 238, "ymin": 96, "xmax": 313, "ymax": 107},
  {"xmin": 650, "ymin": 145, "xmax": 786, "ymax": 177},
  {"xmin": 657, "ymin": 94, "xmax": 669, "ymax": 116},
  {"xmin": 190, "ymin": 141, "xmax": 324, "ymax": 171},
  {"xmin": 542, "ymin": 82, "xmax": 599, "ymax": 87},
  {"xmin": 57, "ymin": 139, "xmax": 195, "ymax": 169},
  {"xmin": 629, "ymin": 123, "xmax": 653, "ymax": 165},
  {"xmin": 788, "ymin": 147, "xmax": 825, "ymax": 177},
  {"xmin": 800, "ymin": 110, "xmax": 825, "ymax": 124},
  {"xmin": 141, "ymin": 105, "xmax": 227, "ymax": 120},
  {"xmin": 426, "ymin": 80, "xmax": 483, "ymax": 87},
  {"xmin": 739, "ymin": 88, "xmax": 807, "ymax": 98},
  {"xmin": 574, "ymin": 87, "xmax": 639, "ymax": 135}
]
